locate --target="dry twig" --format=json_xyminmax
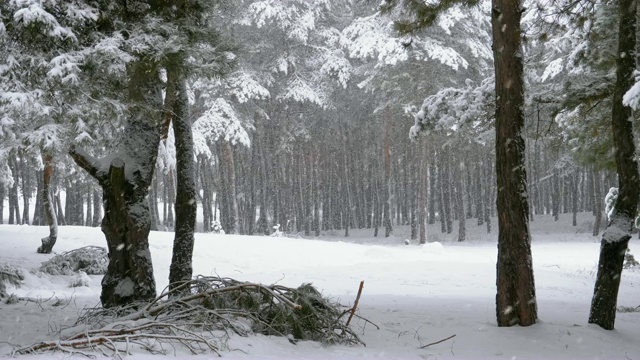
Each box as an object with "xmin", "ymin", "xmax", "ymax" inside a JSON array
[{"xmin": 419, "ymin": 334, "xmax": 457, "ymax": 349}]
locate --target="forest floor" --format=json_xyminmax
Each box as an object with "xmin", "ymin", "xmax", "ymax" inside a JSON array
[{"xmin": 1, "ymin": 212, "xmax": 640, "ymax": 359}]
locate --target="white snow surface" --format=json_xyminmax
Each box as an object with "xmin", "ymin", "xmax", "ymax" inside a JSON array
[{"xmin": 1, "ymin": 213, "xmax": 640, "ymax": 359}]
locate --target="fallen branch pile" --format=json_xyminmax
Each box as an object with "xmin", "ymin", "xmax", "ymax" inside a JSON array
[{"xmin": 15, "ymin": 276, "xmax": 365, "ymax": 357}]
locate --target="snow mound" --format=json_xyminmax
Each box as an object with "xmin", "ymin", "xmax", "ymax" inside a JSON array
[{"xmin": 420, "ymin": 241, "xmax": 444, "ymax": 255}]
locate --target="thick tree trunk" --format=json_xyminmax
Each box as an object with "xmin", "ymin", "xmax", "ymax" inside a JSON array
[
  {"xmin": 220, "ymin": 141, "xmax": 238, "ymax": 234},
  {"xmin": 70, "ymin": 60, "xmax": 161, "ymax": 308},
  {"xmin": 168, "ymin": 72, "xmax": 197, "ymax": 293},
  {"xmin": 492, "ymin": 0, "xmax": 537, "ymax": 327},
  {"xmin": 37, "ymin": 151, "xmax": 58, "ymax": 254},
  {"xmin": 589, "ymin": 0, "xmax": 639, "ymax": 330}
]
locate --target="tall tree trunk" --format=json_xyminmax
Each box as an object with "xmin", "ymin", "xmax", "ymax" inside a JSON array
[
  {"xmin": 383, "ymin": 107, "xmax": 393, "ymax": 237},
  {"xmin": 37, "ymin": 150, "xmax": 58, "ymax": 254},
  {"xmin": 419, "ymin": 139, "xmax": 428, "ymax": 244},
  {"xmin": 441, "ymin": 146, "xmax": 453, "ymax": 234},
  {"xmin": 93, "ymin": 189, "xmax": 102, "ymax": 227},
  {"xmin": 8, "ymin": 156, "xmax": 20, "ymax": 225},
  {"xmin": 483, "ymin": 153, "xmax": 492, "ymax": 234},
  {"xmin": 55, "ymin": 190, "xmax": 65, "ymax": 225},
  {"xmin": 32, "ymin": 170, "xmax": 44, "ymax": 226},
  {"xmin": 428, "ymin": 160, "xmax": 436, "ymax": 225},
  {"xmin": 168, "ymin": 71, "xmax": 197, "ymax": 293},
  {"xmin": 455, "ymin": 155, "xmax": 466, "ymax": 242},
  {"xmin": 70, "ymin": 60, "xmax": 161, "ymax": 308},
  {"xmin": 592, "ymin": 168, "xmax": 603, "ymax": 236},
  {"xmin": 589, "ymin": 0, "xmax": 639, "ymax": 330},
  {"xmin": 220, "ymin": 141, "xmax": 238, "ymax": 234},
  {"xmin": 475, "ymin": 149, "xmax": 485, "ymax": 226},
  {"xmin": 552, "ymin": 170, "xmax": 560, "ymax": 221},
  {"xmin": 493, "ymin": 0, "xmax": 537, "ymax": 327},
  {"xmin": 20, "ymin": 154, "xmax": 30, "ymax": 225},
  {"xmin": 571, "ymin": 172, "xmax": 578, "ymax": 227},
  {"xmin": 0, "ymin": 183, "xmax": 4, "ymax": 224}
]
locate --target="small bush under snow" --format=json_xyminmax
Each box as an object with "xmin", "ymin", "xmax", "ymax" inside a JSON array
[
  {"xmin": 68, "ymin": 271, "xmax": 92, "ymax": 288},
  {"xmin": 39, "ymin": 246, "xmax": 108, "ymax": 276},
  {"xmin": 0, "ymin": 264, "xmax": 25, "ymax": 297}
]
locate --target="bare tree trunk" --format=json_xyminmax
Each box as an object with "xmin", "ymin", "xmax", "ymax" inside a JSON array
[
  {"xmin": 455, "ymin": 155, "xmax": 466, "ymax": 242},
  {"xmin": 593, "ymin": 168, "xmax": 603, "ymax": 236},
  {"xmin": 419, "ymin": 139, "xmax": 428, "ymax": 244},
  {"xmin": 8, "ymin": 156, "xmax": 20, "ymax": 225},
  {"xmin": 383, "ymin": 107, "xmax": 393, "ymax": 237},
  {"xmin": 220, "ymin": 141, "xmax": 238, "ymax": 234},
  {"xmin": 37, "ymin": 150, "xmax": 58, "ymax": 254},
  {"xmin": 493, "ymin": 0, "xmax": 537, "ymax": 327},
  {"xmin": 168, "ymin": 70, "xmax": 197, "ymax": 293},
  {"xmin": 93, "ymin": 189, "xmax": 102, "ymax": 227},
  {"xmin": 20, "ymin": 154, "xmax": 30, "ymax": 225},
  {"xmin": 0, "ymin": 184, "xmax": 4, "ymax": 224},
  {"xmin": 589, "ymin": 0, "xmax": 639, "ymax": 330}
]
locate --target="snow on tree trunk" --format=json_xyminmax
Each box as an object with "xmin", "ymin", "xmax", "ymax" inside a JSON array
[
  {"xmin": 168, "ymin": 70, "xmax": 197, "ymax": 293},
  {"xmin": 37, "ymin": 150, "xmax": 57, "ymax": 254},
  {"xmin": 589, "ymin": 0, "xmax": 639, "ymax": 330},
  {"xmin": 492, "ymin": 0, "xmax": 538, "ymax": 327},
  {"xmin": 70, "ymin": 60, "xmax": 161, "ymax": 308}
]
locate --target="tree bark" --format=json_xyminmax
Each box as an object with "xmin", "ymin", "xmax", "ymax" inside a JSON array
[
  {"xmin": 455, "ymin": 155, "xmax": 466, "ymax": 242},
  {"xmin": 592, "ymin": 168, "xmax": 603, "ymax": 236},
  {"xmin": 219, "ymin": 140, "xmax": 238, "ymax": 234},
  {"xmin": 168, "ymin": 70, "xmax": 197, "ymax": 293},
  {"xmin": 383, "ymin": 106, "xmax": 393, "ymax": 237},
  {"xmin": 419, "ymin": 139, "xmax": 428, "ymax": 244},
  {"xmin": 589, "ymin": 0, "xmax": 639, "ymax": 330},
  {"xmin": 20, "ymin": 153, "xmax": 30, "ymax": 225},
  {"xmin": 93, "ymin": 189, "xmax": 102, "ymax": 227},
  {"xmin": 492, "ymin": 0, "xmax": 537, "ymax": 327},
  {"xmin": 69, "ymin": 59, "xmax": 161, "ymax": 308},
  {"xmin": 37, "ymin": 150, "xmax": 58, "ymax": 254}
]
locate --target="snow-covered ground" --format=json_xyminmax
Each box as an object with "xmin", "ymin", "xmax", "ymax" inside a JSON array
[{"xmin": 1, "ymin": 213, "xmax": 640, "ymax": 359}]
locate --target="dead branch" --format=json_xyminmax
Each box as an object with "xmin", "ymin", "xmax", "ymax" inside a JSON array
[
  {"xmin": 344, "ymin": 280, "xmax": 364, "ymax": 329},
  {"xmin": 419, "ymin": 334, "xmax": 456, "ymax": 349},
  {"xmin": 17, "ymin": 277, "xmax": 366, "ymax": 357}
]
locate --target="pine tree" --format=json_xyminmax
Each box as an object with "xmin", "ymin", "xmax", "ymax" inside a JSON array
[{"xmin": 588, "ymin": 0, "xmax": 639, "ymax": 330}]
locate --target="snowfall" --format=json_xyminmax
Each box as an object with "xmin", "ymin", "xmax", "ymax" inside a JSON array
[{"xmin": 1, "ymin": 213, "xmax": 640, "ymax": 360}]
